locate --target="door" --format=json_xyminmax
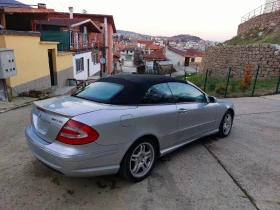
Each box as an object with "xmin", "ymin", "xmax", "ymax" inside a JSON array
[
  {"xmin": 138, "ymin": 83, "xmax": 178, "ymax": 150},
  {"xmin": 48, "ymin": 49, "xmax": 56, "ymax": 86},
  {"xmin": 87, "ymin": 59, "xmax": 90, "ymax": 77},
  {"xmin": 168, "ymin": 82, "xmax": 217, "ymax": 142},
  {"xmin": 185, "ymin": 57, "xmax": 190, "ymax": 66}
]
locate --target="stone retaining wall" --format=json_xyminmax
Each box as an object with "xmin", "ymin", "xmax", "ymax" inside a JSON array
[
  {"xmin": 199, "ymin": 44, "xmax": 280, "ymax": 78},
  {"xmin": 238, "ymin": 10, "xmax": 280, "ymax": 35}
]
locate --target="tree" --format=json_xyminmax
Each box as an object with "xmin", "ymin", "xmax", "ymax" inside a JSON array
[{"xmin": 134, "ymin": 49, "xmax": 144, "ymax": 67}]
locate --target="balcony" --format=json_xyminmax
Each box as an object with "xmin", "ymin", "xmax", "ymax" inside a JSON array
[{"xmin": 70, "ymin": 41, "xmax": 97, "ymax": 52}]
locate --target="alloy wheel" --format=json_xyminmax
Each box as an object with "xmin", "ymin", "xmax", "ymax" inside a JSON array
[
  {"xmin": 129, "ymin": 143, "xmax": 155, "ymax": 178},
  {"xmin": 223, "ymin": 114, "xmax": 232, "ymax": 135}
]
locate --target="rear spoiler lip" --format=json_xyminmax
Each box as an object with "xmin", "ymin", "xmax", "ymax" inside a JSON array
[
  {"xmin": 33, "ymin": 101, "xmax": 102, "ymax": 118},
  {"xmin": 33, "ymin": 101, "xmax": 73, "ymax": 118}
]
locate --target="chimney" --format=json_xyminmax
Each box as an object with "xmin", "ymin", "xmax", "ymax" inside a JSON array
[
  {"xmin": 148, "ymin": 48, "xmax": 151, "ymax": 55},
  {"xmin": 38, "ymin": 3, "xmax": 46, "ymax": 9},
  {"xmin": 69, "ymin": 7, "xmax": 74, "ymax": 19}
]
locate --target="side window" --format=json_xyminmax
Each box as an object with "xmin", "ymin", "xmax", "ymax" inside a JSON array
[
  {"xmin": 142, "ymin": 83, "xmax": 173, "ymax": 104},
  {"xmin": 168, "ymin": 82, "xmax": 206, "ymax": 103}
]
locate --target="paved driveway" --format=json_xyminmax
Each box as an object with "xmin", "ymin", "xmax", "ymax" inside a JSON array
[{"xmin": 0, "ymin": 95, "xmax": 279, "ymax": 210}]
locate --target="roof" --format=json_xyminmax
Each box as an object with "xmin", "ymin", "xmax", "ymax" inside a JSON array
[
  {"xmin": 146, "ymin": 44, "xmax": 160, "ymax": 50},
  {"xmin": 113, "ymin": 50, "xmax": 121, "ymax": 57},
  {"xmin": 49, "ymin": 12, "xmax": 117, "ymax": 33},
  {"xmin": 97, "ymin": 75, "xmax": 187, "ymax": 105},
  {"xmin": 143, "ymin": 49, "xmax": 166, "ymax": 61},
  {"xmin": 137, "ymin": 39, "xmax": 154, "ymax": 45},
  {"xmin": 114, "ymin": 44, "xmax": 126, "ymax": 49},
  {"xmin": 168, "ymin": 46, "xmax": 204, "ymax": 57},
  {"xmin": 35, "ymin": 18, "xmax": 101, "ymax": 33}
]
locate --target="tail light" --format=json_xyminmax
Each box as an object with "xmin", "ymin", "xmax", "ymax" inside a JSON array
[{"xmin": 56, "ymin": 120, "xmax": 99, "ymax": 145}]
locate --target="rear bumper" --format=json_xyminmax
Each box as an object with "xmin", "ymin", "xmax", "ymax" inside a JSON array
[{"xmin": 25, "ymin": 125, "xmax": 127, "ymax": 177}]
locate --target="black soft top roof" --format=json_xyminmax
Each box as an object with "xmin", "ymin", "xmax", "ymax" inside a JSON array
[{"xmin": 97, "ymin": 75, "xmax": 187, "ymax": 105}]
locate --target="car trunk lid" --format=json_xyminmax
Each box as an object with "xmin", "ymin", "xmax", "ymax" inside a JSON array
[{"xmin": 31, "ymin": 96, "xmax": 105, "ymax": 143}]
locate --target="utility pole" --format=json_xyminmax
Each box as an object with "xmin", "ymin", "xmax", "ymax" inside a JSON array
[{"xmin": 104, "ymin": 17, "xmax": 108, "ymax": 76}]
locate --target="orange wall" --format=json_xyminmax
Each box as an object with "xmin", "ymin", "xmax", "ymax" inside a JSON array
[
  {"xmin": 107, "ymin": 23, "xmax": 113, "ymax": 74},
  {"xmin": 95, "ymin": 23, "xmax": 114, "ymax": 74}
]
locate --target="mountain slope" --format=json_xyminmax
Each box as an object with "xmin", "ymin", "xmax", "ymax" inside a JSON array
[
  {"xmin": 116, "ymin": 30, "xmax": 203, "ymax": 42},
  {"xmin": 220, "ymin": 26, "xmax": 280, "ymax": 46}
]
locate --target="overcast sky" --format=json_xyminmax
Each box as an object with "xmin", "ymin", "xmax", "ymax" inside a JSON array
[{"xmin": 22, "ymin": 0, "xmax": 265, "ymax": 41}]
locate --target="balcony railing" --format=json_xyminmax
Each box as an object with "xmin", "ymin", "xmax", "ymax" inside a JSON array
[
  {"xmin": 70, "ymin": 41, "xmax": 96, "ymax": 52},
  {"xmin": 241, "ymin": 1, "xmax": 280, "ymax": 23}
]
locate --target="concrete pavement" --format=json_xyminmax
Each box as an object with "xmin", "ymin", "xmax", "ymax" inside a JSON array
[
  {"xmin": 121, "ymin": 66, "xmax": 137, "ymax": 74},
  {"xmin": 0, "ymin": 95, "xmax": 280, "ymax": 209},
  {"xmin": 0, "ymin": 97, "xmax": 38, "ymax": 113}
]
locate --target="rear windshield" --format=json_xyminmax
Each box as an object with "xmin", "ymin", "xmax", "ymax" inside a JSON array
[{"xmin": 73, "ymin": 82, "xmax": 123, "ymax": 103}]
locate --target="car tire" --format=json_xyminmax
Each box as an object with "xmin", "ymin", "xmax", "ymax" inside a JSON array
[
  {"xmin": 119, "ymin": 138, "xmax": 157, "ymax": 182},
  {"xmin": 218, "ymin": 110, "xmax": 233, "ymax": 138}
]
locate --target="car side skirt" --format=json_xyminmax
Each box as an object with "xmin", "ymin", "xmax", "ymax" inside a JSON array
[{"xmin": 160, "ymin": 129, "xmax": 219, "ymax": 157}]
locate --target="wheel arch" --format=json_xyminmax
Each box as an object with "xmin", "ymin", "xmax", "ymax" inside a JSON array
[
  {"xmin": 227, "ymin": 108, "xmax": 235, "ymax": 119},
  {"xmin": 120, "ymin": 134, "xmax": 161, "ymax": 164}
]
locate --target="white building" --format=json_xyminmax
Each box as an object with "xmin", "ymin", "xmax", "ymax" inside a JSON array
[
  {"xmin": 264, "ymin": 0, "xmax": 280, "ymax": 13},
  {"xmin": 165, "ymin": 46, "xmax": 204, "ymax": 67},
  {"xmin": 73, "ymin": 51, "xmax": 101, "ymax": 80}
]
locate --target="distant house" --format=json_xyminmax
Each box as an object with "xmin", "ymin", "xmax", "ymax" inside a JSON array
[
  {"xmin": 137, "ymin": 39, "xmax": 154, "ymax": 49},
  {"xmin": 145, "ymin": 44, "xmax": 161, "ymax": 53},
  {"xmin": 165, "ymin": 46, "xmax": 204, "ymax": 67},
  {"xmin": 143, "ymin": 49, "xmax": 166, "ymax": 72},
  {"xmin": 120, "ymin": 48, "xmax": 135, "ymax": 67}
]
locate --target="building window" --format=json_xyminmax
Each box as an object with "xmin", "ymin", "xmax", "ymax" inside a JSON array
[
  {"xmin": 191, "ymin": 58, "xmax": 195, "ymax": 62},
  {"xmin": 126, "ymin": 55, "xmax": 132, "ymax": 60},
  {"xmin": 76, "ymin": 57, "xmax": 84, "ymax": 73},
  {"xmin": 92, "ymin": 53, "xmax": 98, "ymax": 64},
  {"xmin": 70, "ymin": 31, "xmax": 75, "ymax": 47},
  {"xmin": 83, "ymin": 33, "xmax": 88, "ymax": 46},
  {"xmin": 80, "ymin": 26, "xmax": 88, "ymax": 46}
]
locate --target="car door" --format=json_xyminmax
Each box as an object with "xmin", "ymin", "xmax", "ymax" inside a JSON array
[
  {"xmin": 168, "ymin": 82, "xmax": 217, "ymax": 143},
  {"xmin": 134, "ymin": 83, "xmax": 178, "ymax": 150}
]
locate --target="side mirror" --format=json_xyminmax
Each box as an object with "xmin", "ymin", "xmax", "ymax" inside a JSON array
[{"xmin": 208, "ymin": 96, "xmax": 217, "ymax": 103}]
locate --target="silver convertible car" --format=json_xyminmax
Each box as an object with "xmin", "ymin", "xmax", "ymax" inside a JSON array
[{"xmin": 26, "ymin": 75, "xmax": 234, "ymax": 182}]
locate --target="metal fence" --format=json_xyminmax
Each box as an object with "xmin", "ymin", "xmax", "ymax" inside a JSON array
[
  {"xmin": 241, "ymin": 0, "xmax": 280, "ymax": 23},
  {"xmin": 176, "ymin": 66, "xmax": 280, "ymax": 98}
]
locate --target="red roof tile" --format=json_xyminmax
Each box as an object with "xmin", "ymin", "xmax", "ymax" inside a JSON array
[
  {"xmin": 145, "ymin": 44, "xmax": 160, "ymax": 50},
  {"xmin": 143, "ymin": 49, "xmax": 165, "ymax": 61},
  {"xmin": 137, "ymin": 39, "xmax": 154, "ymax": 45},
  {"xmin": 168, "ymin": 46, "xmax": 204, "ymax": 57}
]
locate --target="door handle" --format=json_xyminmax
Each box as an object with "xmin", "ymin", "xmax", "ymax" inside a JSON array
[{"xmin": 178, "ymin": 108, "xmax": 188, "ymax": 114}]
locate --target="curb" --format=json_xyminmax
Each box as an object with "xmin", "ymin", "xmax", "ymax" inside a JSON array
[{"xmin": 0, "ymin": 100, "xmax": 38, "ymax": 114}]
